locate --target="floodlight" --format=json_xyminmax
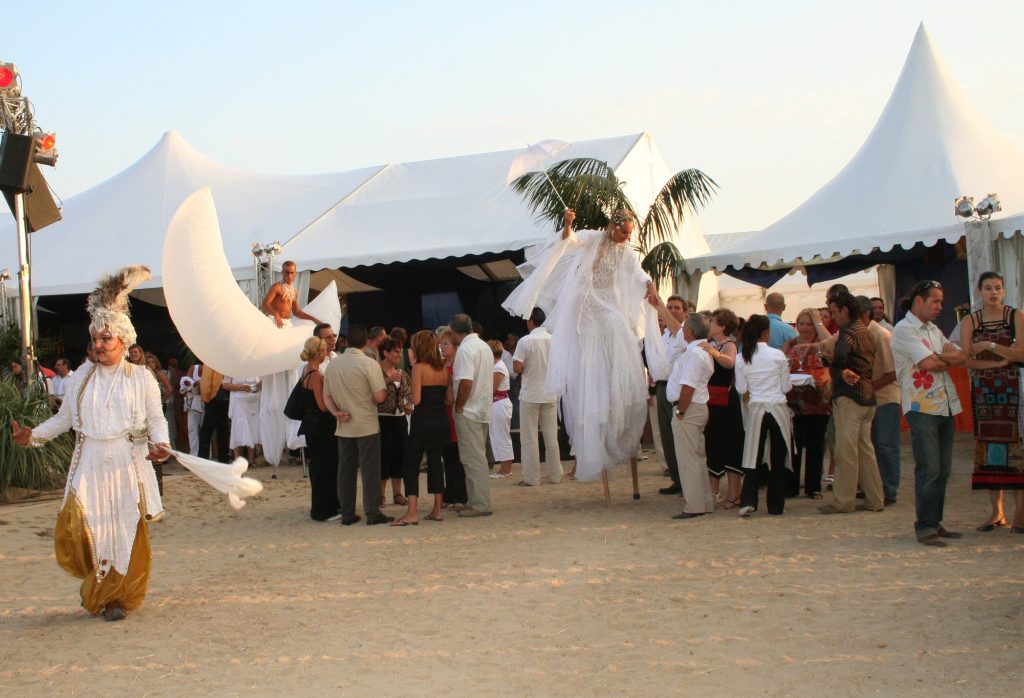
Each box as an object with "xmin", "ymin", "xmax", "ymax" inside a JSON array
[
  {"xmin": 32, "ymin": 131, "xmax": 57, "ymax": 166},
  {"xmin": 252, "ymin": 243, "xmax": 265, "ymax": 257},
  {"xmin": 0, "ymin": 62, "xmax": 18, "ymax": 93},
  {"xmin": 954, "ymin": 195, "xmax": 974, "ymax": 219},
  {"xmin": 975, "ymin": 193, "xmax": 1001, "ymax": 220}
]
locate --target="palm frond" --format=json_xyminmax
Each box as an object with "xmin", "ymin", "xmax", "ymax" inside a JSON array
[
  {"xmin": 641, "ymin": 241, "xmax": 686, "ymax": 287},
  {"xmin": 510, "ymin": 158, "xmax": 629, "ymax": 231},
  {"xmin": 640, "ymin": 169, "xmax": 718, "ymax": 248}
]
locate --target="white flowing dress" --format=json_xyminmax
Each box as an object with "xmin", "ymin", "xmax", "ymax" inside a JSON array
[{"xmin": 503, "ymin": 229, "xmax": 666, "ymax": 480}]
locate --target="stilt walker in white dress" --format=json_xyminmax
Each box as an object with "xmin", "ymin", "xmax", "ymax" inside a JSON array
[{"xmin": 503, "ymin": 209, "xmax": 666, "ymax": 481}]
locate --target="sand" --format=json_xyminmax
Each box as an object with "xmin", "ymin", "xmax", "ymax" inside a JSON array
[{"xmin": 1, "ymin": 433, "xmax": 1021, "ymax": 697}]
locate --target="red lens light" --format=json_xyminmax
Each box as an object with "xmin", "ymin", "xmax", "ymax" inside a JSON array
[
  {"xmin": 0, "ymin": 67, "xmax": 14, "ymax": 88},
  {"xmin": 40, "ymin": 134, "xmax": 55, "ymax": 150}
]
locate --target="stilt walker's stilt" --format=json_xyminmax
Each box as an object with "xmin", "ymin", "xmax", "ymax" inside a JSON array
[
  {"xmin": 630, "ymin": 457, "xmax": 640, "ymax": 500},
  {"xmin": 602, "ymin": 469, "xmax": 611, "ymax": 507}
]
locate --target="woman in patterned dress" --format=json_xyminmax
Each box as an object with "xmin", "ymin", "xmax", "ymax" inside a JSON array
[{"xmin": 957, "ymin": 271, "xmax": 1024, "ymax": 532}]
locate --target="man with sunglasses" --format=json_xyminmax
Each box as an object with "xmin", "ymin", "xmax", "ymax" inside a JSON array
[{"xmin": 891, "ymin": 280, "xmax": 965, "ymax": 547}]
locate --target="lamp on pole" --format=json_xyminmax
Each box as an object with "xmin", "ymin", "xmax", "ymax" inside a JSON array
[{"xmin": 0, "ymin": 61, "xmax": 61, "ymax": 385}]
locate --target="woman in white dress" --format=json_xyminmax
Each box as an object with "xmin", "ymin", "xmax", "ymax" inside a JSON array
[
  {"xmin": 488, "ymin": 340, "xmax": 515, "ymax": 478},
  {"xmin": 224, "ymin": 376, "xmax": 261, "ymax": 462},
  {"xmin": 503, "ymin": 208, "xmax": 663, "ymax": 481}
]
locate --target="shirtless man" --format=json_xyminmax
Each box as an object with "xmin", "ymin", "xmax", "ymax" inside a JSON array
[{"xmin": 260, "ymin": 261, "xmax": 322, "ymax": 328}]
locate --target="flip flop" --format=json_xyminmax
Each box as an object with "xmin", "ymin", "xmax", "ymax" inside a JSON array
[
  {"xmin": 390, "ymin": 519, "xmax": 418, "ymax": 527},
  {"xmin": 393, "ymin": 494, "xmax": 408, "ymax": 506},
  {"xmin": 426, "ymin": 513, "xmax": 443, "ymax": 521},
  {"xmin": 516, "ymin": 481, "xmax": 534, "ymax": 487}
]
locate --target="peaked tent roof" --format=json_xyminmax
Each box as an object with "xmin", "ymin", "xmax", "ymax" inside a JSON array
[
  {"xmin": 2, "ymin": 132, "xmax": 709, "ymax": 296},
  {"xmin": 0, "ymin": 131, "xmax": 382, "ymax": 295},
  {"xmin": 688, "ymin": 23, "xmax": 1024, "ymax": 274},
  {"xmin": 281, "ymin": 132, "xmax": 710, "ymax": 270}
]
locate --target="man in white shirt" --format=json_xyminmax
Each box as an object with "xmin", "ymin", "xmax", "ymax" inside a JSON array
[
  {"xmin": 513, "ymin": 308, "xmax": 563, "ymax": 487},
  {"xmin": 871, "ymin": 297, "xmax": 895, "ymax": 332},
  {"xmin": 314, "ymin": 322, "xmax": 340, "ymax": 372},
  {"xmin": 650, "ymin": 294, "xmax": 689, "ymax": 495},
  {"xmin": 667, "ymin": 314, "xmax": 715, "ymax": 519},
  {"xmin": 182, "ymin": 361, "xmax": 204, "ymax": 456},
  {"xmin": 49, "ymin": 358, "xmax": 74, "ymax": 410},
  {"xmin": 451, "ymin": 313, "xmax": 495, "ymax": 517},
  {"xmin": 891, "ymin": 280, "xmax": 965, "ymax": 547}
]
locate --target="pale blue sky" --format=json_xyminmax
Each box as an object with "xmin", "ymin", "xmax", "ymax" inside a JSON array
[{"xmin": 5, "ymin": 0, "xmax": 1022, "ymax": 235}]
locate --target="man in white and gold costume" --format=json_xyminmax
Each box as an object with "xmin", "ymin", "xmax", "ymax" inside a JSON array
[{"xmin": 12, "ymin": 265, "xmax": 170, "ymax": 622}]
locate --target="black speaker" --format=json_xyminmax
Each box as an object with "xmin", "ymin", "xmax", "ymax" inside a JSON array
[
  {"xmin": 0, "ymin": 132, "xmax": 34, "ymax": 193},
  {"xmin": 2, "ymin": 163, "xmax": 62, "ymax": 232}
]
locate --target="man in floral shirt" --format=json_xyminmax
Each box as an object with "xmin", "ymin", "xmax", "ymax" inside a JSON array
[{"xmin": 891, "ymin": 281, "xmax": 965, "ymax": 547}]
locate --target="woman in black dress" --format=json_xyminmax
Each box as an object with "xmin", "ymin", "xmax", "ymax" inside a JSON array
[
  {"xmin": 393, "ymin": 330, "xmax": 452, "ymax": 526},
  {"xmin": 296, "ymin": 337, "xmax": 341, "ymax": 521},
  {"xmin": 701, "ymin": 308, "xmax": 745, "ymax": 509}
]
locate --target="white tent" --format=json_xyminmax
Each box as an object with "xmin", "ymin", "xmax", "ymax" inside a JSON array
[
  {"xmin": 280, "ymin": 132, "xmax": 710, "ymax": 272},
  {"xmin": 687, "ymin": 23, "xmax": 1024, "ymax": 275},
  {"xmin": 0, "ymin": 131, "xmax": 383, "ymax": 296},
  {"xmin": 2, "ymin": 132, "xmax": 710, "ymax": 299}
]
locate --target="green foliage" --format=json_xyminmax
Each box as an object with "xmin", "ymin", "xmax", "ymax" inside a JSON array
[
  {"xmin": 510, "ymin": 157, "xmax": 718, "ymax": 285},
  {"xmin": 0, "ymin": 321, "xmax": 62, "ymax": 368},
  {"xmin": 0, "ymin": 379, "xmax": 74, "ymax": 495}
]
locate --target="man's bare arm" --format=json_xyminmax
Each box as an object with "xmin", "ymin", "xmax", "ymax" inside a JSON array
[
  {"xmin": 455, "ymin": 379, "xmax": 473, "ymax": 413},
  {"xmin": 291, "ymin": 299, "xmax": 321, "ymax": 325}
]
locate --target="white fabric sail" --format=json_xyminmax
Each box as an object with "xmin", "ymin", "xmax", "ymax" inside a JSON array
[
  {"xmin": 162, "ymin": 188, "xmax": 342, "ymax": 377},
  {"xmin": 171, "ymin": 452, "xmax": 264, "ymax": 510}
]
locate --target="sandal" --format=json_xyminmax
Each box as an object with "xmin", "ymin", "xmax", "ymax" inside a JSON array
[
  {"xmin": 390, "ymin": 518, "xmax": 418, "ymax": 527},
  {"xmin": 426, "ymin": 512, "xmax": 443, "ymax": 521},
  {"xmin": 715, "ymin": 498, "xmax": 739, "ymax": 510},
  {"xmin": 393, "ymin": 494, "xmax": 408, "ymax": 506}
]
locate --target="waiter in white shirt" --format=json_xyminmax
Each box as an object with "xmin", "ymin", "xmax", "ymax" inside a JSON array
[
  {"xmin": 649, "ymin": 294, "xmax": 689, "ymax": 495},
  {"xmin": 512, "ymin": 307, "xmax": 563, "ymax": 487},
  {"xmin": 666, "ymin": 314, "xmax": 715, "ymax": 519}
]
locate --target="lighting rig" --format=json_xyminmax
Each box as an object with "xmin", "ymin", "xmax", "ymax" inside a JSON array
[
  {"xmin": 954, "ymin": 193, "xmax": 1002, "ymax": 221},
  {"xmin": 0, "ymin": 60, "xmax": 62, "ymax": 380}
]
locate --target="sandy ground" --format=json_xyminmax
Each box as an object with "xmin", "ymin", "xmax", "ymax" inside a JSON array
[{"xmin": 1, "ymin": 433, "xmax": 1021, "ymax": 697}]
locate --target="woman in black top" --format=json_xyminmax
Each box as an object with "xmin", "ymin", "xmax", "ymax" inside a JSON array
[
  {"xmin": 393, "ymin": 330, "xmax": 452, "ymax": 526},
  {"xmin": 296, "ymin": 337, "xmax": 341, "ymax": 521},
  {"xmin": 701, "ymin": 308, "xmax": 745, "ymax": 508}
]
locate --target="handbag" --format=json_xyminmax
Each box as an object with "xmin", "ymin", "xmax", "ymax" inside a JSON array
[
  {"xmin": 707, "ymin": 384, "xmax": 731, "ymax": 408},
  {"xmin": 282, "ymin": 375, "xmax": 307, "ymax": 421}
]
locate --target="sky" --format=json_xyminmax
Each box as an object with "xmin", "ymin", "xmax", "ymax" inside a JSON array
[{"xmin": 4, "ymin": 0, "xmax": 1022, "ymax": 237}]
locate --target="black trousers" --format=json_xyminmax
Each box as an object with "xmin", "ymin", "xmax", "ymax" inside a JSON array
[
  {"xmin": 740, "ymin": 413, "xmax": 789, "ymax": 515},
  {"xmin": 305, "ymin": 423, "xmax": 340, "ymax": 520},
  {"xmin": 655, "ymin": 382, "xmax": 681, "ymax": 486},
  {"xmin": 442, "ymin": 442, "xmax": 467, "ymax": 504},
  {"xmin": 404, "ymin": 444, "xmax": 445, "ymax": 498},
  {"xmin": 198, "ymin": 400, "xmax": 229, "ymax": 462},
  {"xmin": 792, "ymin": 414, "xmax": 829, "ymax": 496}
]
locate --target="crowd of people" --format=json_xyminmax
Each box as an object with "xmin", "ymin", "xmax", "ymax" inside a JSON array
[{"xmin": 8, "ymin": 242, "xmax": 1023, "ymax": 621}]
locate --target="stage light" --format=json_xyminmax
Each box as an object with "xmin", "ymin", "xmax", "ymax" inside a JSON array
[
  {"xmin": 32, "ymin": 131, "xmax": 57, "ymax": 166},
  {"xmin": 252, "ymin": 243, "xmax": 265, "ymax": 257},
  {"xmin": 954, "ymin": 195, "xmax": 974, "ymax": 219},
  {"xmin": 0, "ymin": 62, "xmax": 18, "ymax": 93},
  {"xmin": 975, "ymin": 193, "xmax": 1001, "ymax": 220}
]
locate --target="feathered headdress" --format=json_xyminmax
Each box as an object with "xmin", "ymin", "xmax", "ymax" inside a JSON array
[{"xmin": 85, "ymin": 265, "xmax": 151, "ymax": 346}]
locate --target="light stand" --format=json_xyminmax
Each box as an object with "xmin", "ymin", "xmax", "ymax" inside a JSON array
[
  {"xmin": 1, "ymin": 61, "xmax": 60, "ymax": 386},
  {"xmin": 251, "ymin": 241, "xmax": 282, "ymax": 307}
]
